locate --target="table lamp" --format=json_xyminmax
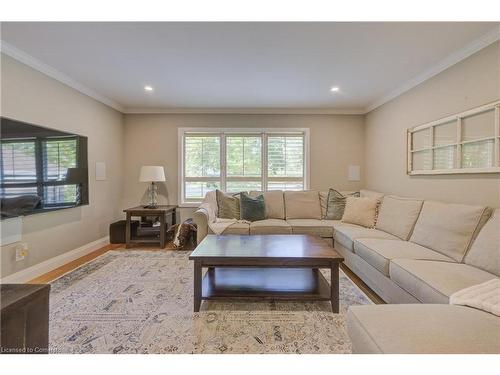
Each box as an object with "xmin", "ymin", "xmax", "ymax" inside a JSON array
[{"xmin": 139, "ymin": 166, "xmax": 166, "ymax": 208}]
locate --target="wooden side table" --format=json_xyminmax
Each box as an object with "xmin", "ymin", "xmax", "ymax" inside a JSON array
[{"xmin": 124, "ymin": 205, "xmax": 177, "ymax": 248}]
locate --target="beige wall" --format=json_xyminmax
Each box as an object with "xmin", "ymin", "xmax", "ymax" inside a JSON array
[
  {"xmin": 121, "ymin": 114, "xmax": 365, "ymax": 220},
  {"xmin": 364, "ymin": 41, "xmax": 500, "ymax": 207},
  {"xmin": 1, "ymin": 55, "xmax": 124, "ymax": 278}
]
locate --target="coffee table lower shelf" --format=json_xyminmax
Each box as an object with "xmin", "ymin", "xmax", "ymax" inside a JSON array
[{"xmin": 201, "ymin": 267, "xmax": 331, "ymax": 301}]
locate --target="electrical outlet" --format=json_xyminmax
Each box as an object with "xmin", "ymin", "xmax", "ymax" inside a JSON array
[{"xmin": 15, "ymin": 243, "xmax": 28, "ymax": 262}]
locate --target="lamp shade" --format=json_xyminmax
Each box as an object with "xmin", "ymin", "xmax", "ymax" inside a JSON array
[{"xmin": 139, "ymin": 166, "xmax": 166, "ymax": 182}]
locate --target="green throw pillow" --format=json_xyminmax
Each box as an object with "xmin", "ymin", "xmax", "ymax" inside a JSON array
[
  {"xmin": 240, "ymin": 192, "xmax": 266, "ymax": 222},
  {"xmin": 216, "ymin": 189, "xmax": 240, "ymax": 219},
  {"xmin": 324, "ymin": 189, "xmax": 360, "ymax": 220}
]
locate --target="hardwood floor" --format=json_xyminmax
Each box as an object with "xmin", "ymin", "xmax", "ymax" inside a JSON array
[
  {"xmin": 28, "ymin": 242, "xmax": 385, "ymax": 305},
  {"xmin": 28, "ymin": 244, "xmax": 123, "ymax": 284}
]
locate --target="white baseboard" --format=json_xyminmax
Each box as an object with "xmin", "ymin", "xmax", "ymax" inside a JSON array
[{"xmin": 1, "ymin": 236, "xmax": 110, "ymax": 284}]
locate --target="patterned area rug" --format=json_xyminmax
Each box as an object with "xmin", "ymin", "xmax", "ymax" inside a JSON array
[{"xmin": 49, "ymin": 250, "xmax": 372, "ymax": 354}]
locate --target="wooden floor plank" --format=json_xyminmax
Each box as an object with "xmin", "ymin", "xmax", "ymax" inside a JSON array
[{"xmin": 28, "ymin": 243, "xmax": 123, "ymax": 284}]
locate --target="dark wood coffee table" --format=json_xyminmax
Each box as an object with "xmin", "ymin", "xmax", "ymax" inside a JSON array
[{"xmin": 189, "ymin": 234, "xmax": 344, "ymax": 313}]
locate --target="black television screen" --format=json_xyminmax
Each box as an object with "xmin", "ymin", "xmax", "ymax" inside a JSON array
[{"xmin": 0, "ymin": 117, "xmax": 89, "ymax": 218}]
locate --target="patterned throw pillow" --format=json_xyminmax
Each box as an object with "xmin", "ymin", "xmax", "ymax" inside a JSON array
[
  {"xmin": 324, "ymin": 189, "xmax": 360, "ymax": 220},
  {"xmin": 239, "ymin": 192, "xmax": 266, "ymax": 222},
  {"xmin": 216, "ymin": 190, "xmax": 240, "ymax": 219}
]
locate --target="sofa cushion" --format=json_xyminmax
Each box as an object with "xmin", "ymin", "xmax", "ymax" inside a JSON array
[
  {"xmin": 250, "ymin": 190, "xmax": 285, "ymax": 219},
  {"xmin": 409, "ymin": 201, "xmax": 491, "ymax": 262},
  {"xmin": 284, "ymin": 191, "xmax": 322, "ymax": 219},
  {"xmin": 249, "ymin": 219, "xmax": 292, "ymax": 235},
  {"xmin": 222, "ymin": 222, "xmax": 250, "ymax": 235},
  {"xmin": 286, "ymin": 219, "xmax": 337, "ymax": 237},
  {"xmin": 464, "ymin": 209, "xmax": 500, "ymax": 276},
  {"xmin": 354, "ymin": 239, "xmax": 453, "ymax": 277},
  {"xmin": 390, "ymin": 259, "xmax": 498, "ymax": 304},
  {"xmin": 333, "ymin": 224, "xmax": 399, "ymax": 252},
  {"xmin": 341, "ymin": 197, "xmax": 379, "ymax": 228},
  {"xmin": 375, "ymin": 195, "xmax": 423, "ymax": 240},
  {"xmin": 347, "ymin": 304, "xmax": 500, "ymax": 354}
]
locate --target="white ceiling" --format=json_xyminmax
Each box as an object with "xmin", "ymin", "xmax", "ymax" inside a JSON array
[{"xmin": 1, "ymin": 22, "xmax": 499, "ymax": 113}]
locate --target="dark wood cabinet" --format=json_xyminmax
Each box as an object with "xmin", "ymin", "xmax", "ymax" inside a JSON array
[{"xmin": 1, "ymin": 284, "xmax": 50, "ymax": 354}]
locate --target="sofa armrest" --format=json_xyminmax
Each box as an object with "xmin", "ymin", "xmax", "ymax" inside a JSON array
[{"xmin": 194, "ymin": 207, "xmax": 209, "ymax": 244}]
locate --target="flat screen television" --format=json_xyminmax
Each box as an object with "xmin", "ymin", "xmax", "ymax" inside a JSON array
[{"xmin": 0, "ymin": 117, "xmax": 89, "ymax": 219}]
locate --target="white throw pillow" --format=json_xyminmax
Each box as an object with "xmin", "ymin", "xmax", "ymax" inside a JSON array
[{"xmin": 341, "ymin": 197, "xmax": 379, "ymax": 228}]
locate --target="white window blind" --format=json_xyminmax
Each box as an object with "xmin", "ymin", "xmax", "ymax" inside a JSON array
[
  {"xmin": 43, "ymin": 138, "xmax": 77, "ymax": 181},
  {"xmin": 267, "ymin": 135, "xmax": 304, "ymax": 190},
  {"xmin": 42, "ymin": 138, "xmax": 78, "ymax": 205},
  {"xmin": 226, "ymin": 135, "xmax": 262, "ymax": 193},
  {"xmin": 181, "ymin": 129, "xmax": 308, "ymax": 203},
  {"xmin": 1, "ymin": 141, "xmax": 37, "ymax": 184},
  {"xmin": 185, "ymin": 136, "xmax": 220, "ymax": 178},
  {"xmin": 184, "ymin": 135, "xmax": 221, "ymax": 200},
  {"xmin": 1, "ymin": 140, "xmax": 37, "ymax": 198}
]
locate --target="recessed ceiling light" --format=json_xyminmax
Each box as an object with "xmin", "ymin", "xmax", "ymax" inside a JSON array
[
  {"xmin": 144, "ymin": 85, "xmax": 154, "ymax": 92},
  {"xmin": 330, "ymin": 86, "xmax": 340, "ymax": 92}
]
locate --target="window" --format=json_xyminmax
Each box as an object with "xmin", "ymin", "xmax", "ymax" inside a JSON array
[
  {"xmin": 267, "ymin": 135, "xmax": 304, "ymax": 189},
  {"xmin": 43, "ymin": 138, "xmax": 79, "ymax": 204},
  {"xmin": 408, "ymin": 101, "xmax": 500, "ymax": 175},
  {"xmin": 1, "ymin": 141, "xmax": 37, "ymax": 191},
  {"xmin": 184, "ymin": 135, "xmax": 221, "ymax": 200},
  {"xmin": 226, "ymin": 135, "xmax": 262, "ymax": 193},
  {"xmin": 180, "ymin": 128, "xmax": 309, "ymax": 204},
  {"xmin": 1, "ymin": 136, "xmax": 81, "ymax": 207}
]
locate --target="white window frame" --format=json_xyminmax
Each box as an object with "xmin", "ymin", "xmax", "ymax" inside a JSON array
[
  {"xmin": 407, "ymin": 100, "xmax": 500, "ymax": 175},
  {"xmin": 178, "ymin": 127, "xmax": 310, "ymax": 206}
]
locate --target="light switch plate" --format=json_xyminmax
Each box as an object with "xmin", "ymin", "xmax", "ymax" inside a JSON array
[
  {"xmin": 348, "ymin": 165, "xmax": 361, "ymax": 181},
  {"xmin": 95, "ymin": 161, "xmax": 106, "ymax": 181}
]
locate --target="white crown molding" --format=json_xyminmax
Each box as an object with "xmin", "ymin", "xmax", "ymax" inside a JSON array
[
  {"xmin": 364, "ymin": 25, "xmax": 500, "ymax": 114},
  {"xmin": 0, "ymin": 41, "xmax": 124, "ymax": 112},
  {"xmin": 122, "ymin": 107, "xmax": 365, "ymax": 115}
]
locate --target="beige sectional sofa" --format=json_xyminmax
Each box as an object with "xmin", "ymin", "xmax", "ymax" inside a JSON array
[
  {"xmin": 194, "ymin": 189, "xmax": 499, "ymax": 353},
  {"xmin": 195, "ymin": 190, "xmax": 497, "ymax": 303}
]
